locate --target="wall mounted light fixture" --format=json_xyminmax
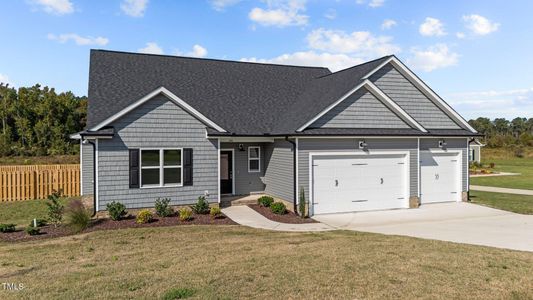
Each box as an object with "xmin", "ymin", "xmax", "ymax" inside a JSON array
[
  {"xmin": 358, "ymin": 140, "xmax": 368, "ymax": 150},
  {"xmin": 438, "ymin": 139, "xmax": 447, "ymax": 148},
  {"xmin": 238, "ymin": 144, "xmax": 245, "ymax": 151}
]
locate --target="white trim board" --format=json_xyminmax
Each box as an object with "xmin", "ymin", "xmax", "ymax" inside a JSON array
[
  {"xmin": 296, "ymin": 80, "xmax": 427, "ymax": 133},
  {"xmin": 362, "ymin": 56, "xmax": 477, "ymax": 133},
  {"xmin": 90, "ymin": 87, "xmax": 226, "ymax": 133}
]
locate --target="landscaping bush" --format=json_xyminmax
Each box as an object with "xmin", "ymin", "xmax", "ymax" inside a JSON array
[
  {"xmin": 270, "ymin": 202, "xmax": 287, "ymax": 215},
  {"xmin": 25, "ymin": 226, "xmax": 40, "ymax": 236},
  {"xmin": 28, "ymin": 219, "xmax": 47, "ymax": 228},
  {"xmin": 161, "ymin": 287, "xmax": 195, "ymax": 300},
  {"xmin": 257, "ymin": 195, "xmax": 274, "ymax": 207},
  {"xmin": 136, "ymin": 210, "xmax": 154, "ymax": 224},
  {"xmin": 210, "ymin": 207, "xmax": 222, "ymax": 219},
  {"xmin": 190, "ymin": 196, "xmax": 209, "ymax": 214},
  {"xmin": 489, "ymin": 162, "xmax": 495, "ymax": 168},
  {"xmin": 299, "ymin": 186, "xmax": 306, "ymax": 218},
  {"xmin": 179, "ymin": 208, "xmax": 193, "ymax": 221},
  {"xmin": 0, "ymin": 223, "xmax": 16, "ymax": 233},
  {"xmin": 155, "ymin": 198, "xmax": 173, "ymax": 217},
  {"xmin": 107, "ymin": 201, "xmax": 127, "ymax": 221},
  {"xmin": 65, "ymin": 199, "xmax": 91, "ymax": 233},
  {"xmin": 46, "ymin": 190, "xmax": 64, "ymax": 227}
]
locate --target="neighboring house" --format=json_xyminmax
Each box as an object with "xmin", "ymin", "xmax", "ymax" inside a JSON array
[
  {"xmin": 71, "ymin": 50, "xmax": 482, "ymax": 216},
  {"xmin": 469, "ymin": 139, "xmax": 484, "ymax": 163}
]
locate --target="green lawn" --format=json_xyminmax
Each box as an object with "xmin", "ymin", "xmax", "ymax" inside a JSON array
[
  {"xmin": 0, "ymin": 225, "xmax": 532, "ymax": 299},
  {"xmin": 0, "ymin": 197, "xmax": 76, "ymax": 228},
  {"xmin": 470, "ymin": 191, "xmax": 533, "ymax": 214},
  {"xmin": 470, "ymin": 157, "xmax": 533, "ymax": 190}
]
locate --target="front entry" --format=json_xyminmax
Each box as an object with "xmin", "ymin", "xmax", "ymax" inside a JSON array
[{"xmin": 220, "ymin": 150, "xmax": 233, "ymax": 194}]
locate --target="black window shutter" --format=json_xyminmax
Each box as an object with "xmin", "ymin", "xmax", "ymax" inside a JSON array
[
  {"xmin": 183, "ymin": 148, "xmax": 193, "ymax": 186},
  {"xmin": 129, "ymin": 149, "xmax": 140, "ymax": 188}
]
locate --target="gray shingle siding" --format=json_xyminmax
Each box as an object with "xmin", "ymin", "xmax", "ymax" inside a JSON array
[
  {"xmin": 81, "ymin": 142, "xmax": 94, "ymax": 195},
  {"xmin": 264, "ymin": 140, "xmax": 294, "ymax": 202},
  {"xmin": 220, "ymin": 143, "xmax": 266, "ymax": 195},
  {"xmin": 297, "ymin": 138, "xmax": 419, "ymax": 206},
  {"xmin": 96, "ymin": 95, "xmax": 219, "ymax": 210},
  {"xmin": 419, "ymin": 138, "xmax": 468, "ymax": 192},
  {"xmin": 310, "ymin": 88, "xmax": 410, "ymax": 129},
  {"xmin": 370, "ymin": 64, "xmax": 461, "ymax": 129}
]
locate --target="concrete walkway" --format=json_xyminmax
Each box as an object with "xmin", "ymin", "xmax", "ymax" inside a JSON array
[
  {"xmin": 314, "ymin": 202, "xmax": 533, "ymax": 252},
  {"xmin": 222, "ymin": 206, "xmax": 334, "ymax": 232},
  {"xmin": 470, "ymin": 185, "xmax": 533, "ymax": 196},
  {"xmin": 470, "ymin": 172, "xmax": 520, "ymax": 178}
]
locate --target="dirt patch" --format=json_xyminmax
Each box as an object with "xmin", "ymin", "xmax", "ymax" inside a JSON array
[
  {"xmin": 248, "ymin": 204, "xmax": 317, "ymax": 224},
  {"xmin": 0, "ymin": 213, "xmax": 236, "ymax": 242}
]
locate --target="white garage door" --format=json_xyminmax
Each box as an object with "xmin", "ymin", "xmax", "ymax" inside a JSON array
[
  {"xmin": 312, "ymin": 153, "xmax": 409, "ymax": 214},
  {"xmin": 420, "ymin": 151, "xmax": 461, "ymax": 204}
]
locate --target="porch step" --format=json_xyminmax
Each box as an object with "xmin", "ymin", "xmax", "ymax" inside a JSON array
[{"xmin": 220, "ymin": 194, "xmax": 264, "ymax": 208}]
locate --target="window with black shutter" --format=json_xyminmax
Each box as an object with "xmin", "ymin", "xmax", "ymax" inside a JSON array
[
  {"xmin": 129, "ymin": 149, "xmax": 140, "ymax": 188},
  {"xmin": 183, "ymin": 148, "xmax": 193, "ymax": 186}
]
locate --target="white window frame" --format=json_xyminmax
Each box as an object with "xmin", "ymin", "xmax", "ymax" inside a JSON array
[
  {"xmin": 140, "ymin": 148, "xmax": 183, "ymax": 188},
  {"xmin": 248, "ymin": 146, "xmax": 261, "ymax": 173}
]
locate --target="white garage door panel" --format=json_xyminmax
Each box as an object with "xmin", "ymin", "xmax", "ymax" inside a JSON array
[
  {"xmin": 420, "ymin": 151, "xmax": 461, "ymax": 204},
  {"xmin": 312, "ymin": 154, "xmax": 408, "ymax": 214}
]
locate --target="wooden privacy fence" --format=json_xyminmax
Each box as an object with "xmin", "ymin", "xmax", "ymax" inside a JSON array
[{"xmin": 0, "ymin": 164, "xmax": 80, "ymax": 202}]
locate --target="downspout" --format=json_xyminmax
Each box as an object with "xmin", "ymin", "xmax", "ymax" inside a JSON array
[
  {"xmin": 82, "ymin": 137, "xmax": 97, "ymax": 216},
  {"xmin": 285, "ymin": 136, "xmax": 298, "ymax": 214}
]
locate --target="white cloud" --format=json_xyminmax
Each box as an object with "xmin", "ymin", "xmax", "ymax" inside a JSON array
[
  {"xmin": 241, "ymin": 51, "xmax": 365, "ymax": 72},
  {"xmin": 463, "ymin": 14, "xmax": 500, "ymax": 35},
  {"xmin": 249, "ymin": 0, "xmax": 308, "ymax": 27},
  {"xmin": 381, "ymin": 19, "xmax": 397, "ymax": 30},
  {"xmin": 306, "ymin": 28, "xmax": 400, "ymax": 57},
  {"xmin": 446, "ymin": 88, "xmax": 533, "ymax": 119},
  {"xmin": 407, "ymin": 44, "xmax": 458, "ymax": 72},
  {"xmin": 456, "ymin": 32, "xmax": 466, "ymax": 39},
  {"xmin": 324, "ymin": 8, "xmax": 337, "ymax": 20},
  {"xmin": 419, "ymin": 17, "xmax": 446, "ymax": 37},
  {"xmin": 121, "ymin": 0, "xmax": 149, "ymax": 17},
  {"xmin": 138, "ymin": 42, "xmax": 164, "ymax": 54},
  {"xmin": 356, "ymin": 0, "xmax": 385, "ymax": 8},
  {"xmin": 33, "ymin": 0, "xmax": 73, "ymax": 15},
  {"xmin": 210, "ymin": 0, "xmax": 241, "ymax": 11},
  {"xmin": 174, "ymin": 44, "xmax": 209, "ymax": 58},
  {"xmin": 47, "ymin": 33, "xmax": 109, "ymax": 46}
]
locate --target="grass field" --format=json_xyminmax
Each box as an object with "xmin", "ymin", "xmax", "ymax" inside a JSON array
[
  {"xmin": 470, "ymin": 148, "xmax": 533, "ymax": 190},
  {"xmin": 470, "ymin": 191, "xmax": 533, "ymax": 214},
  {"xmin": 0, "ymin": 198, "xmax": 76, "ymax": 228},
  {"xmin": 0, "ymin": 225, "xmax": 532, "ymax": 299}
]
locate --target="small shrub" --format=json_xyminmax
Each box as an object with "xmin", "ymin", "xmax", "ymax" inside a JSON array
[
  {"xmin": 46, "ymin": 190, "xmax": 64, "ymax": 227},
  {"xmin": 210, "ymin": 207, "xmax": 222, "ymax": 219},
  {"xmin": 28, "ymin": 219, "xmax": 47, "ymax": 228},
  {"xmin": 298, "ymin": 186, "xmax": 306, "ymax": 218},
  {"xmin": 0, "ymin": 224, "xmax": 16, "ymax": 233},
  {"xmin": 65, "ymin": 199, "xmax": 92, "ymax": 233},
  {"xmin": 257, "ymin": 196, "xmax": 274, "ymax": 207},
  {"xmin": 514, "ymin": 146, "xmax": 525, "ymax": 158},
  {"xmin": 190, "ymin": 196, "xmax": 209, "ymax": 214},
  {"xmin": 179, "ymin": 208, "xmax": 193, "ymax": 221},
  {"xmin": 161, "ymin": 287, "xmax": 195, "ymax": 300},
  {"xmin": 107, "ymin": 201, "xmax": 127, "ymax": 221},
  {"xmin": 136, "ymin": 210, "xmax": 154, "ymax": 224},
  {"xmin": 155, "ymin": 198, "xmax": 173, "ymax": 217},
  {"xmin": 270, "ymin": 202, "xmax": 287, "ymax": 215},
  {"xmin": 25, "ymin": 226, "xmax": 40, "ymax": 236},
  {"xmin": 489, "ymin": 162, "xmax": 495, "ymax": 168}
]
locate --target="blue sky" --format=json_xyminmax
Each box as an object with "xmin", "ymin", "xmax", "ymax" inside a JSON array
[{"xmin": 0, "ymin": 0, "xmax": 532, "ymax": 120}]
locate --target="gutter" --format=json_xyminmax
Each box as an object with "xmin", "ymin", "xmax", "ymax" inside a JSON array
[
  {"xmin": 285, "ymin": 136, "xmax": 298, "ymax": 214},
  {"xmin": 81, "ymin": 137, "xmax": 97, "ymax": 217}
]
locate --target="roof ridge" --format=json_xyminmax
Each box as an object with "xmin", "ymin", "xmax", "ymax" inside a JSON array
[
  {"xmin": 91, "ymin": 49, "xmax": 331, "ymax": 71},
  {"xmin": 315, "ymin": 55, "xmax": 393, "ymax": 79}
]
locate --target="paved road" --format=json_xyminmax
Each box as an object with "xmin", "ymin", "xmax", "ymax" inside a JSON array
[
  {"xmin": 470, "ymin": 185, "xmax": 533, "ymax": 196},
  {"xmin": 314, "ymin": 202, "xmax": 533, "ymax": 252}
]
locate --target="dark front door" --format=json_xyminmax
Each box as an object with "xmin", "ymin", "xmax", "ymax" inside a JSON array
[{"xmin": 220, "ymin": 151, "xmax": 233, "ymax": 194}]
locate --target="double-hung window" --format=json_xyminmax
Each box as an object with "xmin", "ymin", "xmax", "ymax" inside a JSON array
[
  {"xmin": 248, "ymin": 146, "xmax": 260, "ymax": 172},
  {"xmin": 140, "ymin": 149, "xmax": 182, "ymax": 187}
]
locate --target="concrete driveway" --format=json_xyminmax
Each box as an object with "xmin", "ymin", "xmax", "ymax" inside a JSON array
[{"xmin": 313, "ymin": 202, "xmax": 533, "ymax": 252}]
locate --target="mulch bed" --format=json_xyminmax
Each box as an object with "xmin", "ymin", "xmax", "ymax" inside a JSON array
[
  {"xmin": 248, "ymin": 204, "xmax": 318, "ymax": 224},
  {"xmin": 0, "ymin": 213, "xmax": 236, "ymax": 243}
]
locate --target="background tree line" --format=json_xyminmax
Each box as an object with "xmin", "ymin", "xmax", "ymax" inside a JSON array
[
  {"xmin": 0, "ymin": 83, "xmax": 86, "ymax": 156},
  {"xmin": 468, "ymin": 117, "xmax": 533, "ymax": 147}
]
